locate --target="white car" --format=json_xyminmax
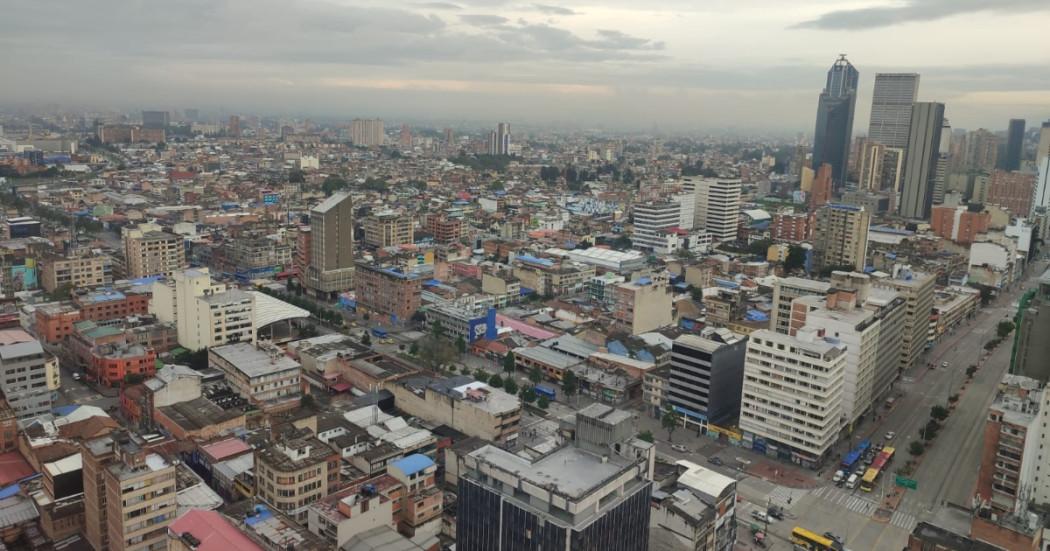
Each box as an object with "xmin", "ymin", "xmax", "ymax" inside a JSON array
[
  {"xmin": 941, "ymin": 361, "xmax": 949, "ymax": 368},
  {"xmin": 884, "ymin": 431, "xmax": 896, "ymax": 440},
  {"xmin": 72, "ymin": 373, "xmax": 82, "ymax": 381},
  {"xmin": 671, "ymin": 444, "xmax": 689, "ymax": 453}
]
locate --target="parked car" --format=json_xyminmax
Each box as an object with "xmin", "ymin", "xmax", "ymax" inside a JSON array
[
  {"xmin": 941, "ymin": 361, "xmax": 949, "ymax": 368},
  {"xmin": 72, "ymin": 373, "xmax": 82, "ymax": 381},
  {"xmin": 671, "ymin": 444, "xmax": 689, "ymax": 453},
  {"xmin": 750, "ymin": 510, "xmax": 770, "ymax": 523},
  {"xmin": 708, "ymin": 456, "xmax": 724, "ymax": 466},
  {"xmin": 767, "ymin": 507, "xmax": 784, "ymax": 521}
]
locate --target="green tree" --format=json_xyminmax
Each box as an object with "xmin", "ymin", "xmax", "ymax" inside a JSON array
[
  {"xmin": 909, "ymin": 441, "xmax": 925, "ymax": 456},
  {"xmin": 489, "ymin": 374, "xmax": 504, "ymax": 389},
  {"xmin": 409, "ymin": 342, "xmax": 419, "ymax": 356},
  {"xmin": 504, "ymin": 380, "xmax": 518, "ymax": 395},
  {"xmin": 322, "ymin": 176, "xmax": 348, "ymax": 196},
  {"xmin": 432, "ymin": 321, "xmax": 445, "ymax": 340},
  {"xmin": 966, "ymin": 365, "xmax": 978, "ymax": 378},
  {"xmin": 300, "ymin": 394, "xmax": 317, "ymax": 409},
  {"xmin": 661, "ymin": 405, "xmax": 678, "ymax": 442},
  {"xmin": 455, "ymin": 336, "xmax": 466, "ymax": 356},
  {"xmin": 784, "ymin": 245, "xmax": 807, "ymax": 272},
  {"xmin": 528, "ymin": 366, "xmax": 542, "ymax": 384},
  {"xmin": 521, "ymin": 387, "xmax": 537, "ymax": 404},
  {"xmin": 288, "ymin": 169, "xmax": 305, "ymax": 183},
  {"xmin": 537, "ymin": 396, "xmax": 550, "ymax": 409},
  {"xmin": 930, "ymin": 405, "xmax": 949, "ymax": 421},
  {"xmin": 362, "ymin": 332, "xmax": 372, "ymax": 346},
  {"xmin": 690, "ymin": 288, "xmax": 703, "ymax": 303},
  {"xmin": 638, "ymin": 430, "xmax": 655, "ymax": 443},
  {"xmin": 474, "ymin": 370, "xmax": 489, "ymax": 383},
  {"xmin": 561, "ymin": 370, "xmax": 578, "ymax": 401},
  {"xmin": 997, "ymin": 320, "xmax": 1015, "ymax": 339},
  {"xmin": 503, "ymin": 352, "xmax": 516, "ymax": 373}
]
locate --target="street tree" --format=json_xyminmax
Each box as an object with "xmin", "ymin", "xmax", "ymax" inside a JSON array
[
  {"xmin": 503, "ymin": 352, "xmax": 516, "ymax": 373},
  {"xmin": 489, "ymin": 374, "xmax": 503, "ymax": 389},
  {"xmin": 909, "ymin": 441, "xmax": 925, "ymax": 456},
  {"xmin": 537, "ymin": 396, "xmax": 550, "ymax": 410},
  {"xmin": 504, "ymin": 380, "xmax": 518, "ymax": 396},
  {"xmin": 529, "ymin": 366, "xmax": 542, "ymax": 384},
  {"xmin": 997, "ymin": 320, "xmax": 1015, "ymax": 339},
  {"xmin": 661, "ymin": 405, "xmax": 678, "ymax": 442},
  {"xmin": 455, "ymin": 336, "xmax": 466, "ymax": 356},
  {"xmin": 521, "ymin": 387, "xmax": 537, "ymax": 404},
  {"xmin": 930, "ymin": 405, "xmax": 949, "ymax": 421},
  {"xmin": 637, "ymin": 430, "xmax": 655, "ymax": 443},
  {"xmin": 561, "ymin": 371, "xmax": 578, "ymax": 403}
]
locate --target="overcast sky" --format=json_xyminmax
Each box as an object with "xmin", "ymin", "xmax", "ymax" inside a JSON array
[{"xmin": 2, "ymin": 0, "xmax": 1048, "ymax": 134}]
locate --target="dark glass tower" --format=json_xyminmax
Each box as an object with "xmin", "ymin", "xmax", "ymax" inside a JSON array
[
  {"xmin": 813, "ymin": 55, "xmax": 859, "ymax": 188},
  {"xmin": 1004, "ymin": 118, "xmax": 1025, "ymax": 171}
]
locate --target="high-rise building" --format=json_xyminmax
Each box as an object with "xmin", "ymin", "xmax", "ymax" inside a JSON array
[
  {"xmin": 965, "ymin": 128, "xmax": 999, "ymax": 173},
  {"xmin": 812, "ymin": 55, "xmax": 859, "ymax": 187},
  {"xmin": 932, "ymin": 118, "xmax": 952, "ymax": 205},
  {"xmin": 666, "ymin": 328, "xmax": 748, "ymax": 427},
  {"xmin": 456, "ymin": 403, "xmax": 654, "ymax": 551},
  {"xmin": 398, "ymin": 124, "xmax": 412, "ymax": 149},
  {"xmin": 1037, "ymin": 121, "xmax": 1050, "ymax": 166},
  {"xmin": 812, "ymin": 203, "xmax": 870, "ymax": 273},
  {"xmin": 1013, "ymin": 268, "xmax": 1050, "ymax": 383},
  {"xmin": 867, "ymin": 73, "xmax": 920, "ymax": 148},
  {"xmin": 304, "ymin": 191, "xmax": 355, "ymax": 299},
  {"xmin": 227, "ymin": 115, "xmax": 241, "ymax": 138},
  {"xmin": 1004, "ymin": 119, "xmax": 1026, "ymax": 171},
  {"xmin": 1032, "ymin": 157, "xmax": 1050, "ymax": 216},
  {"xmin": 0, "ymin": 330, "xmax": 57, "ymax": 420},
  {"xmin": 809, "ymin": 163, "xmax": 833, "ymax": 210},
  {"xmin": 739, "ymin": 328, "xmax": 847, "ymax": 468},
  {"xmin": 898, "ymin": 102, "xmax": 945, "ymax": 220},
  {"xmin": 122, "ymin": 223, "xmax": 186, "ymax": 279},
  {"xmin": 488, "ymin": 122, "xmax": 510, "ymax": 155},
  {"xmin": 872, "ymin": 266, "xmax": 936, "ymax": 373},
  {"xmin": 350, "ymin": 118, "xmax": 385, "ymax": 146},
  {"xmin": 141, "ymin": 110, "xmax": 169, "ymax": 129},
  {"xmin": 695, "ymin": 178, "xmax": 742, "ymax": 242},
  {"xmin": 987, "ymin": 170, "xmax": 1037, "ymax": 217},
  {"xmin": 632, "ymin": 202, "xmax": 681, "ymax": 254}
]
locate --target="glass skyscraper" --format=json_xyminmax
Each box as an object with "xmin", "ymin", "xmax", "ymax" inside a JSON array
[{"xmin": 812, "ymin": 55, "xmax": 859, "ymax": 188}]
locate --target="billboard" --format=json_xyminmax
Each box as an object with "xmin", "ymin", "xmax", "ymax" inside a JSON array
[{"xmin": 263, "ymin": 193, "xmax": 280, "ymax": 205}]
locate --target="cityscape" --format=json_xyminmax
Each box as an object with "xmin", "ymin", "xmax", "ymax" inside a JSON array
[{"xmin": 1, "ymin": 2, "xmax": 1049, "ymax": 551}]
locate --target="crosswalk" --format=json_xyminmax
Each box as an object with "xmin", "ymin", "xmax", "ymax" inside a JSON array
[
  {"xmin": 811, "ymin": 486, "xmax": 879, "ymax": 516},
  {"xmin": 890, "ymin": 510, "xmax": 918, "ymax": 531},
  {"xmin": 767, "ymin": 486, "xmax": 810, "ymax": 509}
]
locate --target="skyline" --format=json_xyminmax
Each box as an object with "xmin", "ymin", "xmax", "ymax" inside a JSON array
[{"xmin": 2, "ymin": 0, "xmax": 1049, "ymax": 132}]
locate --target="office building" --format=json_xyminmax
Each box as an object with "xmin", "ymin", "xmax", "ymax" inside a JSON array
[
  {"xmin": 1004, "ymin": 119, "xmax": 1025, "ymax": 171},
  {"xmin": 930, "ymin": 205, "xmax": 991, "ymax": 245},
  {"xmin": 209, "ymin": 342, "xmax": 301, "ymax": 413},
  {"xmin": 350, "ymin": 118, "xmax": 385, "ymax": 146},
  {"xmin": 872, "ymin": 266, "xmax": 936, "ymax": 373},
  {"xmin": 812, "ymin": 55, "xmax": 859, "ymax": 186},
  {"xmin": 769, "ymin": 277, "xmax": 831, "ymax": 335},
  {"xmin": 739, "ymin": 328, "xmax": 847, "ymax": 468},
  {"xmin": 987, "ymin": 170, "xmax": 1037, "ymax": 217},
  {"xmin": 122, "ymin": 224, "xmax": 186, "ymax": 279},
  {"xmin": 488, "ymin": 122, "xmax": 510, "ymax": 155},
  {"xmin": 387, "ymin": 376, "xmax": 522, "ymax": 446},
  {"xmin": 695, "ymin": 178, "xmax": 742, "ymax": 242},
  {"xmin": 141, "ymin": 110, "xmax": 169, "ymax": 129},
  {"xmin": 1038, "ymin": 121, "xmax": 1050, "ymax": 166},
  {"xmin": 3, "ymin": 216, "xmax": 41, "ymax": 239},
  {"xmin": 1033, "ymin": 157, "xmax": 1050, "ymax": 216},
  {"xmin": 965, "ymin": 129, "xmax": 999, "ymax": 173},
  {"xmin": 353, "ymin": 261, "xmax": 424, "ymax": 323},
  {"xmin": 666, "ymin": 328, "xmax": 748, "ymax": 427},
  {"xmin": 867, "ymin": 73, "xmax": 920, "ymax": 148},
  {"xmin": 227, "ymin": 115, "xmax": 240, "ymax": 138},
  {"xmin": 361, "ymin": 211, "xmax": 414, "ymax": 248},
  {"xmin": 932, "ymin": 118, "xmax": 952, "ymax": 205},
  {"xmin": 255, "ymin": 427, "xmax": 340, "ymax": 523},
  {"xmin": 0, "ymin": 329, "xmax": 57, "ymax": 420},
  {"xmin": 456, "ymin": 404, "xmax": 654, "ymax": 551},
  {"xmin": 812, "ymin": 203, "xmax": 870, "ymax": 272},
  {"xmin": 305, "ymin": 191, "xmax": 355, "ymax": 300},
  {"xmin": 632, "ymin": 202, "xmax": 681, "ymax": 254},
  {"xmin": 613, "ymin": 275, "xmax": 674, "ymax": 335},
  {"xmin": 899, "ymin": 102, "xmax": 945, "ymax": 220},
  {"xmin": 809, "ymin": 163, "xmax": 833, "ymax": 210},
  {"xmin": 39, "ymin": 252, "xmax": 113, "ymax": 292}
]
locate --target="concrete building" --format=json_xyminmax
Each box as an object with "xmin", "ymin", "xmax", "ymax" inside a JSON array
[
  {"xmin": 0, "ymin": 329, "xmax": 57, "ymax": 420},
  {"xmin": 1038, "ymin": 122, "xmax": 1050, "ymax": 166},
  {"xmin": 456, "ymin": 404, "xmax": 654, "ymax": 551},
  {"xmin": 386, "ymin": 376, "xmax": 522, "ymax": 447},
  {"xmin": 254, "ymin": 428, "xmax": 340, "ymax": 523},
  {"xmin": 122, "ymin": 224, "xmax": 185, "ymax": 279},
  {"xmin": 930, "ymin": 205, "xmax": 991, "ymax": 245},
  {"xmin": 613, "ymin": 275, "xmax": 674, "ymax": 335},
  {"xmin": 1032, "ymin": 157, "xmax": 1050, "ymax": 216},
  {"xmin": 872, "ymin": 266, "xmax": 936, "ymax": 373},
  {"xmin": 650, "ymin": 461, "xmax": 737, "ymax": 551},
  {"xmin": 564, "ymin": 247, "xmax": 646, "ymax": 273},
  {"xmin": 812, "ymin": 203, "xmax": 870, "ymax": 273},
  {"xmin": 209, "ymin": 342, "xmax": 301, "ymax": 413},
  {"xmin": 770, "ymin": 212, "xmax": 811, "ymax": 242},
  {"xmin": 73, "ymin": 288, "xmax": 151, "ymax": 322},
  {"xmin": 350, "ymin": 118, "xmax": 385, "ymax": 146},
  {"xmin": 632, "ymin": 202, "xmax": 681, "ymax": 254},
  {"xmin": 770, "ymin": 277, "xmax": 831, "ymax": 335},
  {"xmin": 666, "ymin": 328, "xmax": 748, "ymax": 428},
  {"xmin": 39, "ymin": 252, "xmax": 113, "ymax": 293},
  {"xmin": 809, "ymin": 163, "xmax": 833, "ymax": 210},
  {"xmin": 695, "ymin": 178, "xmax": 742, "ymax": 242},
  {"xmin": 965, "ymin": 128, "xmax": 1000, "ymax": 174},
  {"xmin": 1013, "ymin": 268, "xmax": 1050, "ymax": 383},
  {"xmin": 305, "ymin": 191, "xmax": 355, "ymax": 300},
  {"xmin": 899, "ymin": 102, "xmax": 945, "ymax": 220},
  {"xmin": 739, "ymin": 328, "xmax": 847, "ymax": 468},
  {"xmin": 488, "ymin": 122, "xmax": 510, "ymax": 155},
  {"xmin": 167, "ymin": 509, "xmax": 263, "ymax": 551},
  {"xmin": 362, "ymin": 211, "xmax": 414, "ymax": 249},
  {"xmin": 975, "ymin": 374, "xmax": 1044, "ymax": 515},
  {"xmin": 868, "ymin": 73, "xmax": 920, "ymax": 149},
  {"xmin": 1004, "ymin": 119, "xmax": 1025, "ymax": 172},
  {"xmin": 354, "ymin": 262, "xmax": 424, "ymax": 323},
  {"xmin": 511, "ymin": 255, "xmax": 595, "ymax": 298},
  {"xmin": 987, "ymin": 170, "xmax": 1036, "ymax": 217}
]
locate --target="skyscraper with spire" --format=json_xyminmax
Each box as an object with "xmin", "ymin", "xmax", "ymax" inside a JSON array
[{"xmin": 813, "ymin": 55, "xmax": 859, "ymax": 188}]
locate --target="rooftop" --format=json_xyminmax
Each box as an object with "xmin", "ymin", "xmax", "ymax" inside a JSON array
[
  {"xmin": 157, "ymin": 397, "xmax": 243, "ymax": 432},
  {"xmin": 168, "ymin": 509, "xmax": 263, "ymax": 551},
  {"xmin": 211, "ymin": 342, "xmax": 300, "ymax": 378},
  {"xmin": 513, "ymin": 346, "xmax": 582, "ymax": 370},
  {"xmin": 389, "ymin": 454, "xmax": 434, "ymax": 477},
  {"xmin": 468, "ymin": 443, "xmax": 633, "ymax": 501}
]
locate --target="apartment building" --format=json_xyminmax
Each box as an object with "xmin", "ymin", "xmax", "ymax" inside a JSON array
[
  {"xmin": 209, "ymin": 342, "xmax": 301, "ymax": 413},
  {"xmin": 34, "ymin": 302, "xmax": 82, "ymax": 343},
  {"xmin": 39, "ymin": 252, "xmax": 113, "ymax": 292},
  {"xmin": 353, "ymin": 262, "xmax": 424, "ymax": 322},
  {"xmin": 424, "ymin": 215, "xmax": 463, "ymax": 244},
  {"xmin": 872, "ymin": 266, "xmax": 936, "ymax": 373},
  {"xmin": 739, "ymin": 328, "xmax": 847, "ymax": 468},
  {"xmin": 362, "ymin": 211, "xmax": 414, "ymax": 248},
  {"xmin": 930, "ymin": 205, "xmax": 991, "ymax": 245},
  {"xmin": 122, "ymin": 225, "xmax": 185, "ymax": 279},
  {"xmin": 613, "ymin": 275, "xmax": 674, "ymax": 335},
  {"xmin": 975, "ymin": 375, "xmax": 1044, "ymax": 516},
  {"xmin": 254, "ymin": 429, "xmax": 340, "ymax": 523},
  {"xmin": 770, "ymin": 212, "xmax": 812, "ymax": 243},
  {"xmin": 73, "ymin": 288, "xmax": 151, "ymax": 322},
  {"xmin": 987, "ymin": 170, "xmax": 1037, "ymax": 217},
  {"xmin": 511, "ymin": 255, "xmax": 595, "ymax": 298},
  {"xmin": 387, "ymin": 376, "xmax": 522, "ymax": 447},
  {"xmin": 305, "ymin": 191, "xmax": 355, "ymax": 300},
  {"xmin": 0, "ymin": 329, "xmax": 57, "ymax": 419},
  {"xmin": 812, "ymin": 203, "xmax": 870, "ymax": 273},
  {"xmin": 667, "ymin": 328, "xmax": 748, "ymax": 428},
  {"xmin": 769, "ymin": 277, "xmax": 831, "ymax": 335}
]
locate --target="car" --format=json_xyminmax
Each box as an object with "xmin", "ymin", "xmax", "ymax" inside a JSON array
[
  {"xmin": 708, "ymin": 456, "xmax": 723, "ymax": 466},
  {"xmin": 832, "ymin": 470, "xmax": 845, "ymax": 483},
  {"xmin": 767, "ymin": 507, "xmax": 785, "ymax": 521},
  {"xmin": 750, "ymin": 510, "xmax": 770, "ymax": 523},
  {"xmin": 941, "ymin": 361, "xmax": 949, "ymax": 368},
  {"xmin": 72, "ymin": 373, "xmax": 82, "ymax": 381},
  {"xmin": 885, "ymin": 431, "xmax": 896, "ymax": 440},
  {"xmin": 671, "ymin": 444, "xmax": 689, "ymax": 453}
]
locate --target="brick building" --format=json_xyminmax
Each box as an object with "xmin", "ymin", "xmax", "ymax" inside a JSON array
[
  {"xmin": 354, "ymin": 262, "xmax": 424, "ymax": 322},
  {"xmin": 34, "ymin": 303, "xmax": 82, "ymax": 344},
  {"xmin": 770, "ymin": 212, "xmax": 812, "ymax": 242},
  {"xmin": 987, "ymin": 170, "xmax": 1037, "ymax": 217},
  {"xmin": 930, "ymin": 205, "xmax": 991, "ymax": 245},
  {"xmin": 73, "ymin": 289, "xmax": 150, "ymax": 322}
]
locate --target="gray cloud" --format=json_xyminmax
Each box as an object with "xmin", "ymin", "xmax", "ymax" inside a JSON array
[
  {"xmin": 533, "ymin": 4, "xmax": 578, "ymax": 15},
  {"xmin": 416, "ymin": 2, "xmax": 463, "ymax": 9},
  {"xmin": 795, "ymin": 0, "xmax": 1050, "ymax": 30},
  {"xmin": 459, "ymin": 14, "xmax": 510, "ymax": 26}
]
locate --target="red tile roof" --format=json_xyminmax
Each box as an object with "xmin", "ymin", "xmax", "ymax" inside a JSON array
[{"xmin": 168, "ymin": 509, "xmax": 262, "ymax": 551}]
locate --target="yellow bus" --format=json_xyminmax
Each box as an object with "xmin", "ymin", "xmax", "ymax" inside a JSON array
[
  {"xmin": 859, "ymin": 446, "xmax": 895, "ymax": 492},
  {"xmin": 790, "ymin": 527, "xmax": 843, "ymax": 550}
]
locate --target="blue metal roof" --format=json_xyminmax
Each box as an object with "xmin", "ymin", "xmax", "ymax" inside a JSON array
[
  {"xmin": 606, "ymin": 340, "xmax": 629, "ymax": 357},
  {"xmin": 244, "ymin": 505, "xmax": 273, "ymax": 526},
  {"xmin": 390, "ymin": 454, "xmax": 434, "ymax": 477},
  {"xmin": 53, "ymin": 405, "xmax": 79, "ymax": 417}
]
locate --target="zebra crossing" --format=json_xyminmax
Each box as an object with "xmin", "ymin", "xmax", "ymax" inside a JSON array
[
  {"xmin": 811, "ymin": 486, "xmax": 879, "ymax": 516},
  {"xmin": 767, "ymin": 486, "xmax": 810, "ymax": 509},
  {"xmin": 890, "ymin": 510, "xmax": 918, "ymax": 531}
]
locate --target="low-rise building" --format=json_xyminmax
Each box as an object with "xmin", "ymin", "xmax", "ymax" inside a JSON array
[
  {"xmin": 362, "ymin": 211, "xmax": 414, "ymax": 248},
  {"xmin": 34, "ymin": 302, "xmax": 81, "ymax": 344},
  {"xmin": 651, "ymin": 460, "xmax": 737, "ymax": 551},
  {"xmin": 209, "ymin": 342, "xmax": 301, "ymax": 413},
  {"xmin": 73, "ymin": 288, "xmax": 150, "ymax": 322},
  {"xmin": 387, "ymin": 376, "xmax": 521, "ymax": 447},
  {"xmin": 39, "ymin": 252, "xmax": 113, "ymax": 293},
  {"xmin": 513, "ymin": 346, "xmax": 583, "ymax": 382},
  {"xmin": 254, "ymin": 428, "xmax": 341, "ymax": 523},
  {"xmin": 0, "ymin": 330, "xmax": 57, "ymax": 420}
]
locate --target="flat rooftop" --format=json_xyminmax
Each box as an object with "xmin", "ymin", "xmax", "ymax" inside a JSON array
[
  {"xmin": 211, "ymin": 342, "xmax": 300, "ymax": 378},
  {"xmin": 469, "ymin": 443, "xmax": 633, "ymax": 501}
]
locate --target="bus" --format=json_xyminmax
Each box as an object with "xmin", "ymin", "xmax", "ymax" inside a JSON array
[
  {"xmin": 534, "ymin": 384, "xmax": 557, "ymax": 400},
  {"xmin": 790, "ymin": 527, "xmax": 843, "ymax": 551},
  {"xmin": 840, "ymin": 439, "xmax": 871, "ymax": 472},
  {"xmin": 860, "ymin": 446, "xmax": 895, "ymax": 492}
]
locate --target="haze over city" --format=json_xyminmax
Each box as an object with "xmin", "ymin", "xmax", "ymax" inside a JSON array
[{"xmin": 3, "ymin": 0, "xmax": 1049, "ymax": 131}]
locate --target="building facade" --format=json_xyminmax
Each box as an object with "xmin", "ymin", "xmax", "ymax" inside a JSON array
[
  {"xmin": 305, "ymin": 191, "xmax": 355, "ymax": 299},
  {"xmin": 362, "ymin": 212, "xmax": 414, "ymax": 249},
  {"xmin": 353, "ymin": 262, "xmax": 424, "ymax": 323},
  {"xmin": 666, "ymin": 329, "xmax": 748, "ymax": 427},
  {"xmin": 867, "ymin": 73, "xmax": 920, "ymax": 149},
  {"xmin": 39, "ymin": 253, "xmax": 113, "ymax": 293},
  {"xmin": 812, "ymin": 55, "xmax": 859, "ymax": 186},
  {"xmin": 812, "ymin": 204, "xmax": 870, "ymax": 273},
  {"xmin": 122, "ymin": 225, "xmax": 185, "ymax": 279}
]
